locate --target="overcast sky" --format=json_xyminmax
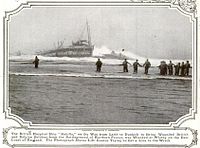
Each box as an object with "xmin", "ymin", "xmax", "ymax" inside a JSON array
[{"xmin": 9, "ymin": 6, "xmax": 192, "ymax": 59}]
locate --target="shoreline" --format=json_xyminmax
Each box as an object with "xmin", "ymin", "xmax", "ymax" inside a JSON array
[{"xmin": 9, "ymin": 73, "xmax": 192, "ymax": 81}]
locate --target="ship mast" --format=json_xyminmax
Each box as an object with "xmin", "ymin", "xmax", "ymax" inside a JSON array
[{"xmin": 86, "ymin": 20, "xmax": 91, "ymax": 46}]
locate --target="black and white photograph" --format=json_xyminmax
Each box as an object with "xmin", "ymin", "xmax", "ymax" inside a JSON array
[
  {"xmin": 8, "ymin": 4, "xmax": 194, "ymax": 125},
  {"xmin": 1, "ymin": 0, "xmax": 200, "ymax": 147}
]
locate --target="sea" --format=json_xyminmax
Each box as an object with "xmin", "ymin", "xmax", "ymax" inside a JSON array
[{"xmin": 9, "ymin": 48, "xmax": 192, "ymax": 124}]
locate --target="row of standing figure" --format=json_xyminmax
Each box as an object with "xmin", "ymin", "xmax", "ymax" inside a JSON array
[
  {"xmin": 122, "ymin": 59, "xmax": 151, "ymax": 74},
  {"xmin": 133, "ymin": 59, "xmax": 151, "ymax": 74},
  {"xmin": 96, "ymin": 58, "xmax": 151, "ymax": 74},
  {"xmin": 34, "ymin": 56, "xmax": 191, "ymax": 76},
  {"xmin": 159, "ymin": 60, "xmax": 191, "ymax": 76},
  {"xmin": 96, "ymin": 58, "xmax": 191, "ymax": 76}
]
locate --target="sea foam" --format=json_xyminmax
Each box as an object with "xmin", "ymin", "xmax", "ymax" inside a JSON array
[
  {"xmin": 10, "ymin": 46, "xmax": 192, "ymax": 67},
  {"xmin": 10, "ymin": 72, "xmax": 192, "ymax": 80}
]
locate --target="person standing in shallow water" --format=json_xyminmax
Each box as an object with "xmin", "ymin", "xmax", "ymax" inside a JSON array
[
  {"xmin": 168, "ymin": 60, "xmax": 174, "ymax": 75},
  {"xmin": 122, "ymin": 59, "xmax": 131, "ymax": 72},
  {"xmin": 180, "ymin": 62, "xmax": 186, "ymax": 76},
  {"xmin": 33, "ymin": 56, "xmax": 39, "ymax": 68},
  {"xmin": 159, "ymin": 61, "xmax": 167, "ymax": 75},
  {"xmin": 143, "ymin": 59, "xmax": 151, "ymax": 74},
  {"xmin": 174, "ymin": 62, "xmax": 181, "ymax": 76},
  {"xmin": 133, "ymin": 59, "xmax": 142, "ymax": 73},
  {"xmin": 96, "ymin": 58, "xmax": 102, "ymax": 72},
  {"xmin": 185, "ymin": 61, "xmax": 191, "ymax": 76}
]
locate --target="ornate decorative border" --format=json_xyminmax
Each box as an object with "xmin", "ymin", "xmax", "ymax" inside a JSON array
[
  {"xmin": 3, "ymin": 0, "xmax": 198, "ymax": 136},
  {"xmin": 186, "ymin": 127, "xmax": 198, "ymax": 147},
  {"xmin": 177, "ymin": 0, "xmax": 196, "ymax": 13}
]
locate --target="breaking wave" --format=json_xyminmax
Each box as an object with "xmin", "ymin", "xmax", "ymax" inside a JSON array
[
  {"xmin": 93, "ymin": 46, "xmax": 112, "ymax": 56},
  {"xmin": 10, "ymin": 46, "xmax": 192, "ymax": 67}
]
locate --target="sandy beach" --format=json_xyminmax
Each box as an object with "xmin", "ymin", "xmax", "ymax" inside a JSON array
[{"xmin": 9, "ymin": 59, "xmax": 192, "ymax": 124}]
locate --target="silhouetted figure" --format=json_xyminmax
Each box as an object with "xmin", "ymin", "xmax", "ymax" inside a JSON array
[
  {"xmin": 159, "ymin": 61, "xmax": 167, "ymax": 75},
  {"xmin": 168, "ymin": 60, "xmax": 174, "ymax": 75},
  {"xmin": 33, "ymin": 56, "xmax": 39, "ymax": 68},
  {"xmin": 133, "ymin": 59, "xmax": 142, "ymax": 73},
  {"xmin": 185, "ymin": 61, "xmax": 191, "ymax": 76},
  {"xmin": 180, "ymin": 62, "xmax": 186, "ymax": 76},
  {"xmin": 174, "ymin": 63, "xmax": 181, "ymax": 76},
  {"xmin": 143, "ymin": 59, "xmax": 151, "ymax": 74},
  {"xmin": 122, "ymin": 59, "xmax": 130, "ymax": 72},
  {"xmin": 96, "ymin": 58, "xmax": 102, "ymax": 72}
]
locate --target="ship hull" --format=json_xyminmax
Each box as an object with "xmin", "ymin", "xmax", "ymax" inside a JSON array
[{"xmin": 42, "ymin": 46, "xmax": 94, "ymax": 57}]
